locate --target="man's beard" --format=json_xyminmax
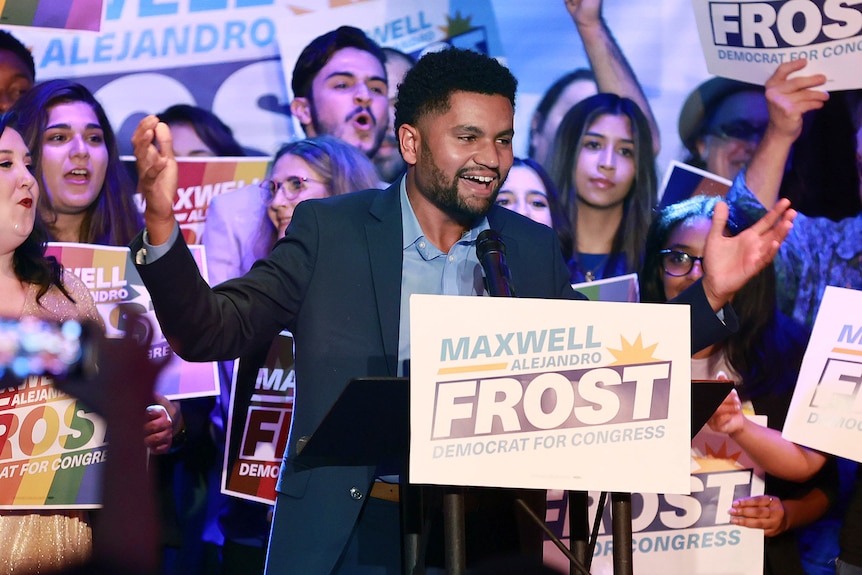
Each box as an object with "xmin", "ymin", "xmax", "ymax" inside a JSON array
[{"xmin": 419, "ymin": 141, "xmax": 499, "ymax": 227}]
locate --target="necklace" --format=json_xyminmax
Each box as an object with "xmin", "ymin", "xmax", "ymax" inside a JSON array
[{"xmin": 580, "ymin": 254, "xmax": 610, "ymax": 282}]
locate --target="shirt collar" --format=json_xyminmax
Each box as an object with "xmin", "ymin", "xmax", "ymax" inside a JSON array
[{"xmin": 399, "ymin": 176, "xmax": 490, "ymax": 251}]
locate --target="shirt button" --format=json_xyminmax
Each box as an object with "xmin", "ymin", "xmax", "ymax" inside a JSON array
[
  {"xmin": 419, "ymin": 241, "xmax": 426, "ymax": 249},
  {"xmin": 349, "ymin": 487, "xmax": 363, "ymax": 501},
  {"xmin": 448, "ymin": 255, "xmax": 455, "ymax": 262}
]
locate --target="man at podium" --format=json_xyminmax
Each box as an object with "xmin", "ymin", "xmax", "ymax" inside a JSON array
[{"xmin": 129, "ymin": 47, "xmax": 795, "ymax": 575}]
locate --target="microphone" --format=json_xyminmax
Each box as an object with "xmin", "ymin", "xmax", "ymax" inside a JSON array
[{"xmin": 476, "ymin": 229, "xmax": 514, "ymax": 297}]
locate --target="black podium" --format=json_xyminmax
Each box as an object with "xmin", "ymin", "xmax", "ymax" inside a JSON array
[
  {"xmin": 563, "ymin": 380, "xmax": 736, "ymax": 575},
  {"xmin": 294, "ymin": 377, "xmax": 542, "ymax": 574},
  {"xmin": 296, "ymin": 377, "xmax": 735, "ymax": 575}
]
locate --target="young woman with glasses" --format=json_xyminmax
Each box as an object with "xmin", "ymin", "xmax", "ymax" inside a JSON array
[
  {"xmin": 263, "ymin": 136, "xmax": 379, "ymax": 238},
  {"xmin": 640, "ymin": 193, "xmax": 839, "ymax": 575},
  {"xmin": 203, "ymin": 135, "xmax": 378, "ymax": 286}
]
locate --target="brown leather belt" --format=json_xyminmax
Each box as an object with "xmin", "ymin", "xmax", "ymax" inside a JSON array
[{"xmin": 370, "ymin": 482, "xmax": 399, "ymax": 503}]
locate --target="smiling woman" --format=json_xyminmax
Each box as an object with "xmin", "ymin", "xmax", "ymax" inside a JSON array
[
  {"xmin": 11, "ymin": 79, "xmax": 142, "ymax": 245},
  {"xmin": 0, "ymin": 109, "xmax": 104, "ymax": 574},
  {"xmin": 7, "ymin": 81, "xmax": 179, "ymax": 568}
]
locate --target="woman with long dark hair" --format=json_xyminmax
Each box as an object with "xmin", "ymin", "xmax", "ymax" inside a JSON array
[
  {"xmin": 547, "ymin": 93, "xmax": 656, "ymax": 282},
  {"xmin": 12, "ymin": 79, "xmax": 142, "ymax": 245},
  {"xmin": 0, "ymin": 109, "xmax": 103, "ymax": 572}
]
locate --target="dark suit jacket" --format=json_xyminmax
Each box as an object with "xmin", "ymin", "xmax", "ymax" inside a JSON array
[{"xmin": 131, "ymin": 181, "xmax": 734, "ymax": 575}]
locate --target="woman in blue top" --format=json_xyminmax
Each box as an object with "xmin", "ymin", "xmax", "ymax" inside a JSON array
[{"xmin": 546, "ymin": 93, "xmax": 656, "ymax": 283}]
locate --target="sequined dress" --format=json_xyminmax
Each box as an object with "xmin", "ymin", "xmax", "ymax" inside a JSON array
[{"xmin": 0, "ymin": 270, "xmax": 101, "ymax": 574}]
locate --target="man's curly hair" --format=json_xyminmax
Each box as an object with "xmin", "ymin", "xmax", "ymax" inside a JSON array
[{"xmin": 394, "ymin": 48, "xmax": 517, "ymax": 132}]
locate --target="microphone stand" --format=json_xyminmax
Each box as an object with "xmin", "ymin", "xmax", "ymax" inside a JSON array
[
  {"xmin": 475, "ymin": 231, "xmax": 600, "ymax": 575},
  {"xmin": 440, "ymin": 230, "xmax": 514, "ymax": 574}
]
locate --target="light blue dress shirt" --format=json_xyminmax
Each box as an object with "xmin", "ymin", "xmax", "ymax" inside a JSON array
[{"xmin": 397, "ymin": 177, "xmax": 489, "ymax": 376}]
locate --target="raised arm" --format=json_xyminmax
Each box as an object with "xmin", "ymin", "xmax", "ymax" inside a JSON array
[
  {"xmin": 132, "ymin": 115, "xmax": 179, "ymax": 245},
  {"xmin": 742, "ymin": 59, "xmax": 828, "ymax": 208},
  {"xmin": 709, "ymin": 389, "xmax": 828, "ymax": 482},
  {"xmin": 566, "ymin": 0, "xmax": 661, "ymax": 154}
]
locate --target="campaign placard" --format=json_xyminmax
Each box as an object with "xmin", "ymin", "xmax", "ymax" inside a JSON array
[
  {"xmin": 572, "ymin": 273, "xmax": 640, "ymax": 303},
  {"xmin": 126, "ymin": 157, "xmax": 271, "ymax": 245},
  {"xmin": 44, "ymin": 242, "xmax": 219, "ymax": 400},
  {"xmin": 409, "ymin": 295, "xmax": 692, "ymax": 494},
  {"xmin": 783, "ymin": 286, "xmax": 862, "ymax": 461},
  {"xmin": 658, "ymin": 161, "xmax": 732, "ymax": 210},
  {"xmin": 222, "ymin": 333, "xmax": 294, "ymax": 504},
  {"xmin": 1, "ymin": 0, "xmax": 103, "ymax": 31},
  {"xmin": 543, "ymin": 421, "xmax": 766, "ymax": 574},
  {"xmin": 0, "ymin": 375, "xmax": 107, "ymax": 509},
  {"xmin": 691, "ymin": 0, "xmax": 862, "ymax": 90}
]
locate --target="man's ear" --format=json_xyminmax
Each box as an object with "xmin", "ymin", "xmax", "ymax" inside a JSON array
[
  {"xmin": 399, "ymin": 124, "xmax": 419, "ymax": 166},
  {"xmin": 290, "ymin": 98, "xmax": 313, "ymax": 132}
]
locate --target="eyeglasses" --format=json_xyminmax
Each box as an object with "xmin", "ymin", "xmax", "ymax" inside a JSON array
[
  {"xmin": 707, "ymin": 120, "xmax": 766, "ymax": 143},
  {"xmin": 260, "ymin": 176, "xmax": 325, "ymax": 199},
  {"xmin": 659, "ymin": 249, "xmax": 705, "ymax": 277}
]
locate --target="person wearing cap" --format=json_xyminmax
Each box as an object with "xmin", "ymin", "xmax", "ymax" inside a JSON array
[
  {"xmin": 678, "ymin": 75, "xmax": 769, "ymax": 181},
  {"xmin": 722, "ymin": 59, "xmax": 853, "ymax": 329}
]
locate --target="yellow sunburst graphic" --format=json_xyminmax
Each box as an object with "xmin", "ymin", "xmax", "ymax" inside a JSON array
[
  {"xmin": 440, "ymin": 11, "xmax": 473, "ymax": 38},
  {"xmin": 606, "ymin": 334, "xmax": 660, "ymax": 365},
  {"xmin": 692, "ymin": 441, "xmax": 744, "ymax": 473}
]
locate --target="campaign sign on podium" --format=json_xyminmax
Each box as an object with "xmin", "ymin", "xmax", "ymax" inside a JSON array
[
  {"xmin": 409, "ymin": 295, "xmax": 692, "ymax": 494},
  {"xmin": 783, "ymin": 286, "xmax": 862, "ymax": 462}
]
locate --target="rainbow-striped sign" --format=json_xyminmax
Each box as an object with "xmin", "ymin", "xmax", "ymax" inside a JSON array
[
  {"xmin": 0, "ymin": 375, "xmax": 106, "ymax": 509},
  {"xmin": 572, "ymin": 272, "xmax": 640, "ymax": 303},
  {"xmin": 44, "ymin": 242, "xmax": 219, "ymax": 400},
  {"xmin": 127, "ymin": 157, "xmax": 271, "ymax": 245},
  {"xmin": 0, "ymin": 0, "xmax": 103, "ymax": 32}
]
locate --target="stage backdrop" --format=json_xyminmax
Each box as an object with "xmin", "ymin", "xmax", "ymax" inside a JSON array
[{"xmin": 7, "ymin": 0, "xmax": 723, "ymax": 175}]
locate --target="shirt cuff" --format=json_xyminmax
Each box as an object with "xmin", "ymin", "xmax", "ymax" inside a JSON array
[{"xmin": 136, "ymin": 223, "xmax": 180, "ymax": 265}]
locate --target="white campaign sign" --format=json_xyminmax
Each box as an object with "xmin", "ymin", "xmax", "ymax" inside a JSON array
[
  {"xmin": 544, "ymin": 420, "xmax": 766, "ymax": 574},
  {"xmin": 409, "ymin": 295, "xmax": 692, "ymax": 494},
  {"xmin": 783, "ymin": 286, "xmax": 862, "ymax": 462},
  {"xmin": 691, "ymin": 0, "xmax": 862, "ymax": 90}
]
